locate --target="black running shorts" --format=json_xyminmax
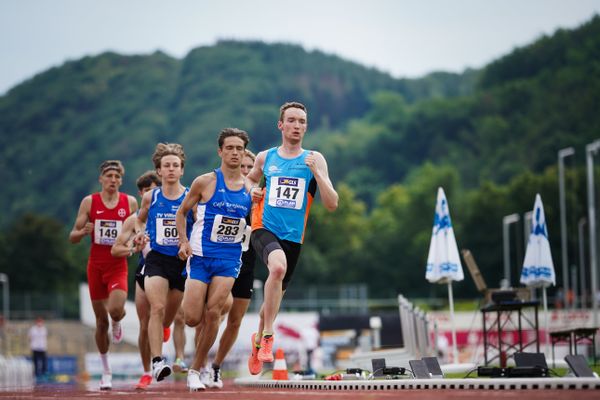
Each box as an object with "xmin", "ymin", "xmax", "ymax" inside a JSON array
[
  {"xmin": 251, "ymin": 228, "xmax": 301, "ymax": 291},
  {"xmin": 231, "ymin": 246, "xmax": 256, "ymax": 299},
  {"xmin": 134, "ymin": 260, "xmax": 146, "ymax": 291},
  {"xmin": 143, "ymin": 250, "xmax": 186, "ymax": 292}
]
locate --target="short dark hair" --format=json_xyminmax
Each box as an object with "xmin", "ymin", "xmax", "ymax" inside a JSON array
[
  {"xmin": 136, "ymin": 170, "xmax": 161, "ymax": 191},
  {"xmin": 218, "ymin": 128, "xmax": 249, "ymax": 149},
  {"xmin": 279, "ymin": 101, "xmax": 307, "ymax": 121},
  {"xmin": 99, "ymin": 160, "xmax": 125, "ymax": 176}
]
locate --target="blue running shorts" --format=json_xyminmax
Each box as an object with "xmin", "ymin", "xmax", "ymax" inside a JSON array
[{"xmin": 187, "ymin": 255, "xmax": 241, "ymax": 284}]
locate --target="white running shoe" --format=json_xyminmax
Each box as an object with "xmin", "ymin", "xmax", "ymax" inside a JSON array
[
  {"xmin": 209, "ymin": 367, "xmax": 223, "ymax": 389},
  {"xmin": 199, "ymin": 367, "xmax": 211, "ymax": 387},
  {"xmin": 152, "ymin": 358, "xmax": 172, "ymax": 382},
  {"xmin": 187, "ymin": 369, "xmax": 206, "ymax": 391},
  {"xmin": 111, "ymin": 320, "xmax": 123, "ymax": 344},
  {"xmin": 99, "ymin": 372, "xmax": 112, "ymax": 390}
]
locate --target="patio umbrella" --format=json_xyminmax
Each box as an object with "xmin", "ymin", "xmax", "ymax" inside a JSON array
[
  {"xmin": 520, "ymin": 193, "xmax": 555, "ymax": 355},
  {"xmin": 426, "ymin": 187, "xmax": 464, "ymax": 363}
]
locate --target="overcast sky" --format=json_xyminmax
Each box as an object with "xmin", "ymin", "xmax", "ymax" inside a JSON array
[{"xmin": 1, "ymin": 0, "xmax": 600, "ymax": 95}]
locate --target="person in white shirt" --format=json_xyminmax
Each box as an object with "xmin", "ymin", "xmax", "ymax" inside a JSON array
[{"xmin": 28, "ymin": 317, "xmax": 48, "ymax": 378}]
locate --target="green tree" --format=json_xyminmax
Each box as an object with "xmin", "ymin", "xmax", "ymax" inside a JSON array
[
  {"xmin": 361, "ymin": 163, "xmax": 463, "ymax": 297},
  {"xmin": 0, "ymin": 213, "xmax": 82, "ymax": 292},
  {"xmin": 298, "ymin": 184, "xmax": 368, "ymax": 284}
]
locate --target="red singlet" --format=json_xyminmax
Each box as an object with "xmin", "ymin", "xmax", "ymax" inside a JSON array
[{"xmin": 87, "ymin": 192, "xmax": 131, "ymax": 300}]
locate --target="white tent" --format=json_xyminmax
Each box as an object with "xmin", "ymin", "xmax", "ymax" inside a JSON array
[
  {"xmin": 426, "ymin": 187, "xmax": 464, "ymax": 363},
  {"xmin": 520, "ymin": 193, "xmax": 555, "ymax": 355}
]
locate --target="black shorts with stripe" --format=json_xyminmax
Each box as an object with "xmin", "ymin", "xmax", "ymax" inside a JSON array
[{"xmin": 134, "ymin": 258, "xmax": 146, "ymax": 291}]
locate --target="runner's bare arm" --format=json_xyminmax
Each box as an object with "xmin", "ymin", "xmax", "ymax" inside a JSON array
[
  {"xmin": 245, "ymin": 150, "xmax": 266, "ymax": 201},
  {"xmin": 136, "ymin": 190, "xmax": 151, "ymax": 227},
  {"xmin": 176, "ymin": 175, "xmax": 206, "ymax": 260},
  {"xmin": 128, "ymin": 194, "xmax": 139, "ymax": 215},
  {"xmin": 305, "ymin": 151, "xmax": 338, "ymax": 212},
  {"xmin": 133, "ymin": 190, "xmax": 151, "ymax": 246},
  {"xmin": 111, "ymin": 214, "xmax": 137, "ymax": 257},
  {"xmin": 69, "ymin": 196, "xmax": 93, "ymax": 243}
]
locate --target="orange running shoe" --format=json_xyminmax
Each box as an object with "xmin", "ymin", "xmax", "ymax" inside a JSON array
[
  {"xmin": 163, "ymin": 327, "xmax": 171, "ymax": 343},
  {"xmin": 135, "ymin": 374, "xmax": 152, "ymax": 390},
  {"xmin": 257, "ymin": 335, "xmax": 274, "ymax": 363},
  {"xmin": 248, "ymin": 333, "xmax": 263, "ymax": 375}
]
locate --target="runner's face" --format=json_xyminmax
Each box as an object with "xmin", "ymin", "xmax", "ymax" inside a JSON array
[
  {"xmin": 99, "ymin": 170, "xmax": 122, "ymax": 193},
  {"xmin": 157, "ymin": 155, "xmax": 183, "ymax": 184},
  {"xmin": 278, "ymin": 107, "xmax": 307, "ymax": 145},
  {"xmin": 219, "ymin": 136, "xmax": 245, "ymax": 169},
  {"xmin": 240, "ymin": 155, "xmax": 254, "ymax": 177}
]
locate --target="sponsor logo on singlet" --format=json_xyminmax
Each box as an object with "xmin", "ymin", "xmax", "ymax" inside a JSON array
[
  {"xmin": 221, "ymin": 217, "xmax": 241, "ymax": 225},
  {"xmin": 278, "ymin": 177, "xmax": 298, "ymax": 186}
]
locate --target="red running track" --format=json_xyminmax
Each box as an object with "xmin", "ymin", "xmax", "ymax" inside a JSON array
[{"xmin": 1, "ymin": 379, "xmax": 600, "ymax": 400}]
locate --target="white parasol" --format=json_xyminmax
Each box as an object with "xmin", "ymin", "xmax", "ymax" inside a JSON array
[
  {"xmin": 426, "ymin": 187, "xmax": 464, "ymax": 363},
  {"xmin": 520, "ymin": 193, "xmax": 555, "ymax": 355}
]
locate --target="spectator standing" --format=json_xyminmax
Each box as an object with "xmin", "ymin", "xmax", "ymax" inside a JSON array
[{"xmin": 29, "ymin": 317, "xmax": 48, "ymax": 378}]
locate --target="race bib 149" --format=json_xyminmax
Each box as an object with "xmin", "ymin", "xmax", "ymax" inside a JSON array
[{"xmin": 94, "ymin": 219, "xmax": 122, "ymax": 245}]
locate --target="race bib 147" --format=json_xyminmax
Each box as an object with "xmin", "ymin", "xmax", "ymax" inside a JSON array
[{"xmin": 268, "ymin": 176, "xmax": 306, "ymax": 210}]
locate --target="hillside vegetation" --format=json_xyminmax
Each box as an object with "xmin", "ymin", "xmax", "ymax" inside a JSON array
[{"xmin": 1, "ymin": 17, "xmax": 598, "ymax": 301}]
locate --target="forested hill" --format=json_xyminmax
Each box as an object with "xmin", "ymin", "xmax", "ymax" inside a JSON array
[
  {"xmin": 0, "ymin": 41, "xmax": 475, "ymax": 226},
  {"xmin": 2, "ymin": 17, "xmax": 600, "ymax": 299},
  {"xmin": 1, "ymin": 15, "xmax": 598, "ymax": 227},
  {"xmin": 479, "ymin": 14, "xmax": 600, "ymax": 88},
  {"xmin": 320, "ymin": 15, "xmax": 600, "ymax": 201}
]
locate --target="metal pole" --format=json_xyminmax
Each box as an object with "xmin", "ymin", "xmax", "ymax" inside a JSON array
[
  {"xmin": 524, "ymin": 211, "xmax": 533, "ymax": 246},
  {"xmin": 0, "ymin": 273, "xmax": 8, "ymax": 321},
  {"xmin": 542, "ymin": 287, "xmax": 549, "ymax": 357},
  {"xmin": 369, "ymin": 316, "xmax": 382, "ymax": 350},
  {"xmin": 447, "ymin": 281, "xmax": 458, "ymax": 364},
  {"xmin": 586, "ymin": 140, "xmax": 600, "ymax": 328},
  {"xmin": 559, "ymin": 147, "xmax": 575, "ymax": 302},
  {"xmin": 503, "ymin": 213, "xmax": 520, "ymax": 286},
  {"xmin": 579, "ymin": 218, "xmax": 587, "ymax": 308},
  {"xmin": 571, "ymin": 266, "xmax": 578, "ymax": 310}
]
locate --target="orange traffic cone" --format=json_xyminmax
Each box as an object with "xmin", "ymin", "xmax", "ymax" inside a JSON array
[{"xmin": 272, "ymin": 348, "xmax": 289, "ymax": 380}]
